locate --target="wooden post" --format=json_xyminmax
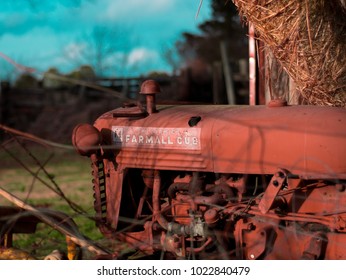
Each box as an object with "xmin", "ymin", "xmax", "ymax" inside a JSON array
[
  {"xmin": 249, "ymin": 23, "xmax": 256, "ymax": 105},
  {"xmin": 220, "ymin": 41, "xmax": 236, "ymax": 105},
  {"xmin": 212, "ymin": 61, "xmax": 224, "ymax": 104},
  {"xmin": 257, "ymin": 41, "xmax": 266, "ymax": 105}
]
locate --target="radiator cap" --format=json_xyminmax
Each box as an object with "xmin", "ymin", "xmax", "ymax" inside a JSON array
[
  {"xmin": 140, "ymin": 79, "xmax": 161, "ymax": 94},
  {"xmin": 139, "ymin": 80, "xmax": 160, "ymax": 114}
]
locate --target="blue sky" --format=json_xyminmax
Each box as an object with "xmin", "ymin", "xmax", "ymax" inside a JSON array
[{"xmin": 0, "ymin": 0, "xmax": 212, "ymax": 79}]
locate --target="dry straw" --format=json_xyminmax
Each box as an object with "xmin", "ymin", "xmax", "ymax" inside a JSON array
[{"xmin": 233, "ymin": 0, "xmax": 346, "ymax": 106}]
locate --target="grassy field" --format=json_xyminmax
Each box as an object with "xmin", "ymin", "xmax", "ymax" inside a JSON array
[{"xmin": 0, "ymin": 143, "xmax": 107, "ymax": 259}]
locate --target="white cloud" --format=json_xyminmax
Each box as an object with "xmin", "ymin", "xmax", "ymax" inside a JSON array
[
  {"xmin": 104, "ymin": 0, "xmax": 175, "ymax": 21},
  {"xmin": 104, "ymin": 52, "xmax": 126, "ymax": 64},
  {"xmin": 64, "ymin": 42, "xmax": 86, "ymax": 60},
  {"xmin": 127, "ymin": 47, "xmax": 158, "ymax": 65}
]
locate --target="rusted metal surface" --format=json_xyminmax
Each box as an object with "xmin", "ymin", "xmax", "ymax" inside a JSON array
[
  {"xmin": 258, "ymin": 168, "xmax": 288, "ymax": 214},
  {"xmin": 267, "ymin": 98, "xmax": 288, "ymax": 107},
  {"xmin": 140, "ymin": 79, "xmax": 160, "ymax": 115},
  {"xmin": 90, "ymin": 102, "xmax": 345, "ymax": 179},
  {"xmin": 72, "ymin": 80, "xmax": 346, "ymax": 259}
]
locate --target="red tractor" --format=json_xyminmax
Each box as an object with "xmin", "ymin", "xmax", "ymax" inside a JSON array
[{"xmin": 72, "ymin": 80, "xmax": 346, "ymax": 259}]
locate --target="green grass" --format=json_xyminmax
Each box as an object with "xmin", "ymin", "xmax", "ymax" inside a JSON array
[{"xmin": 0, "ymin": 144, "xmax": 105, "ymax": 259}]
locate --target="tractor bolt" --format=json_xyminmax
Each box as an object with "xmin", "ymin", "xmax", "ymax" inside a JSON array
[
  {"xmin": 247, "ymin": 223, "xmax": 256, "ymax": 231},
  {"xmin": 336, "ymin": 184, "xmax": 345, "ymax": 192}
]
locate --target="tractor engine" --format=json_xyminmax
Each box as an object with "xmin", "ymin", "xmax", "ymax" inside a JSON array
[{"xmin": 72, "ymin": 80, "xmax": 346, "ymax": 259}]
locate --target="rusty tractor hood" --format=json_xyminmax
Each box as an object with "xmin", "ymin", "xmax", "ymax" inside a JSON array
[{"xmin": 93, "ymin": 105, "xmax": 346, "ymax": 179}]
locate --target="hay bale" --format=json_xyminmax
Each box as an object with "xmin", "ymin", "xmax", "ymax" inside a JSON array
[{"xmin": 233, "ymin": 0, "xmax": 346, "ymax": 106}]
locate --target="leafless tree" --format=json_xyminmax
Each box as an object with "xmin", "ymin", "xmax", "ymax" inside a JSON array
[
  {"xmin": 65, "ymin": 25, "xmax": 131, "ymax": 77},
  {"xmin": 161, "ymin": 43, "xmax": 182, "ymax": 76}
]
